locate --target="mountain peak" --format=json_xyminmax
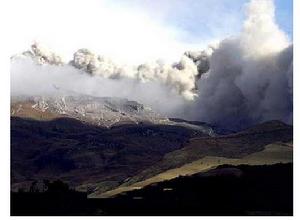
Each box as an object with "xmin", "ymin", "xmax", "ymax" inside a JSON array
[{"xmin": 11, "ymin": 95, "xmax": 166, "ymax": 127}]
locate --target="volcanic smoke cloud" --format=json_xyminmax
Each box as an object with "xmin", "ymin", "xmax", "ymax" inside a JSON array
[
  {"xmin": 11, "ymin": 0, "xmax": 293, "ymax": 130},
  {"xmin": 185, "ymin": 0, "xmax": 293, "ymax": 129}
]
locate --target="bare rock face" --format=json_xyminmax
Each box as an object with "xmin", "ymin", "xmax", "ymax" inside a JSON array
[
  {"xmin": 11, "ymin": 94, "xmax": 215, "ymax": 194},
  {"xmin": 11, "ymin": 95, "xmax": 167, "ymax": 127},
  {"xmin": 11, "ymin": 94, "xmax": 218, "ymax": 136}
]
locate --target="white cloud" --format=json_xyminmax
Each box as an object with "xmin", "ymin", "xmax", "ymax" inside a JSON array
[
  {"xmin": 10, "ymin": 0, "xmax": 293, "ymax": 129},
  {"xmin": 8, "ymin": 0, "xmax": 206, "ymax": 65}
]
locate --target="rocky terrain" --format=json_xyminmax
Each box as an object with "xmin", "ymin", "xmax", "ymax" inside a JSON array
[
  {"xmin": 11, "ymin": 95, "xmax": 215, "ymax": 193},
  {"xmin": 11, "ymin": 95, "xmax": 293, "ymax": 198},
  {"xmin": 11, "ymin": 95, "xmax": 166, "ymax": 127}
]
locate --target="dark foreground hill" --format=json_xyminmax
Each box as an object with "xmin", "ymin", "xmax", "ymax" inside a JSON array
[
  {"xmin": 11, "ymin": 163, "xmax": 293, "ymax": 216},
  {"xmin": 11, "ymin": 115, "xmax": 292, "ymax": 196},
  {"xmin": 96, "ymin": 120, "xmax": 292, "ymax": 197},
  {"xmin": 10, "ymin": 95, "xmax": 293, "ymax": 199},
  {"xmin": 11, "ymin": 116, "xmax": 208, "ymax": 192}
]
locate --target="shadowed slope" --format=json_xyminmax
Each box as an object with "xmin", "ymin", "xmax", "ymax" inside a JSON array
[{"xmin": 11, "ymin": 116, "xmax": 208, "ymax": 192}]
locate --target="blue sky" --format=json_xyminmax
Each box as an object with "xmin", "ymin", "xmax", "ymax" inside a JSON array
[
  {"xmin": 274, "ymin": 0, "xmax": 293, "ymax": 39},
  {"xmin": 9, "ymin": 0, "xmax": 293, "ymax": 64},
  {"xmin": 112, "ymin": 0, "xmax": 293, "ymax": 43}
]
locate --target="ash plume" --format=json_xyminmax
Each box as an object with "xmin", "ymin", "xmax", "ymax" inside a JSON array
[
  {"xmin": 10, "ymin": 0, "xmax": 293, "ymax": 129},
  {"xmin": 12, "ymin": 42, "xmax": 210, "ymax": 101},
  {"xmin": 185, "ymin": 0, "xmax": 293, "ymax": 129}
]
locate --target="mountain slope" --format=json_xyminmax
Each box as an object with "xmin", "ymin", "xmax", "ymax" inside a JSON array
[
  {"xmin": 90, "ymin": 121, "xmax": 292, "ymax": 197},
  {"xmin": 96, "ymin": 163, "xmax": 292, "ymax": 215},
  {"xmin": 11, "ymin": 95, "xmax": 293, "ymax": 197},
  {"xmin": 11, "ymin": 95, "xmax": 165, "ymax": 127},
  {"xmin": 91, "ymin": 141, "xmax": 292, "ymax": 198},
  {"xmin": 11, "ymin": 115, "xmax": 210, "ymax": 192},
  {"xmin": 119, "ymin": 120, "xmax": 292, "ymax": 185}
]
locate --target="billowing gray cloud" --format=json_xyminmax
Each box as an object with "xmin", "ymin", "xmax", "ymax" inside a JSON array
[
  {"xmin": 13, "ymin": 42, "xmax": 212, "ymax": 101},
  {"xmin": 184, "ymin": 0, "xmax": 292, "ymax": 129},
  {"xmin": 10, "ymin": 0, "xmax": 293, "ymax": 130}
]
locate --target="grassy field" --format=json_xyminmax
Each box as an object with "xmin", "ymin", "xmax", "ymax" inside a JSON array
[{"xmin": 91, "ymin": 142, "xmax": 292, "ymax": 198}]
